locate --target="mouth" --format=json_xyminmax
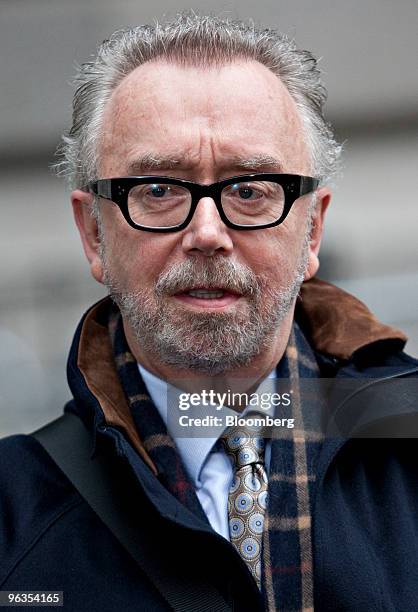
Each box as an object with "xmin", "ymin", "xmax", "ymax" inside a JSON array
[{"xmin": 172, "ymin": 287, "xmax": 243, "ymax": 310}]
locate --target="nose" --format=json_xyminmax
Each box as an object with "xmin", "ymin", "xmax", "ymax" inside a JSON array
[{"xmin": 181, "ymin": 197, "xmax": 234, "ymax": 257}]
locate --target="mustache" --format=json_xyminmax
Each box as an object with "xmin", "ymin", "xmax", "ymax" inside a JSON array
[{"xmin": 154, "ymin": 258, "xmax": 262, "ymax": 298}]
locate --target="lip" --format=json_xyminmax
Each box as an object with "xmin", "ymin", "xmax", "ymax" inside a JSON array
[{"xmin": 173, "ymin": 288, "xmax": 242, "ymax": 310}]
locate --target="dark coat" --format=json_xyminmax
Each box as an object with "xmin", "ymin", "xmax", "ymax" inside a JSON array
[{"xmin": 1, "ymin": 279, "xmax": 418, "ymax": 612}]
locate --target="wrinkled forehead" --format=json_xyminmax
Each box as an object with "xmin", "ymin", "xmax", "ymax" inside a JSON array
[{"xmin": 98, "ymin": 58, "xmax": 311, "ymax": 178}]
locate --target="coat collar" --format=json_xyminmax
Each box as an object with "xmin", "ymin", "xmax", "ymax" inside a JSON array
[
  {"xmin": 69, "ymin": 277, "xmax": 408, "ymax": 474},
  {"xmin": 296, "ymin": 277, "xmax": 407, "ymax": 360}
]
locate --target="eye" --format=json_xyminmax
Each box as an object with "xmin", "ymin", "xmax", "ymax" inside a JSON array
[
  {"xmin": 237, "ymin": 186, "xmax": 254, "ymax": 199},
  {"xmin": 149, "ymin": 184, "xmax": 169, "ymax": 198},
  {"xmin": 230, "ymin": 183, "xmax": 263, "ymax": 200}
]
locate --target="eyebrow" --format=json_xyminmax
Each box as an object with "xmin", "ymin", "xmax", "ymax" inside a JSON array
[
  {"xmin": 126, "ymin": 153, "xmax": 284, "ymax": 175},
  {"xmin": 127, "ymin": 154, "xmax": 182, "ymax": 174},
  {"xmin": 227, "ymin": 154, "xmax": 284, "ymax": 173}
]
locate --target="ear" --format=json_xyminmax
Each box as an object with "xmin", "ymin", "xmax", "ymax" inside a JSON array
[
  {"xmin": 71, "ymin": 190, "xmax": 105, "ymax": 284},
  {"xmin": 304, "ymin": 186, "xmax": 332, "ymax": 281}
]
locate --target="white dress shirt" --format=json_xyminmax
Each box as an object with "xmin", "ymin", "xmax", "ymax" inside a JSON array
[{"xmin": 138, "ymin": 363, "xmax": 276, "ymax": 541}]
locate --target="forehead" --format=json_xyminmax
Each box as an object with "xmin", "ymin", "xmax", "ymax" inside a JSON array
[{"xmin": 98, "ymin": 58, "xmax": 310, "ymax": 176}]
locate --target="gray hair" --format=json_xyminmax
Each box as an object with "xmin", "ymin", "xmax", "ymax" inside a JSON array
[{"xmin": 54, "ymin": 11, "xmax": 342, "ymax": 190}]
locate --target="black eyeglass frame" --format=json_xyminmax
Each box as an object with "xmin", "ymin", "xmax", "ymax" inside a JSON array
[{"xmin": 86, "ymin": 173, "xmax": 319, "ymax": 232}]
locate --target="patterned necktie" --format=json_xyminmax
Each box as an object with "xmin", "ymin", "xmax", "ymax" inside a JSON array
[{"xmin": 219, "ymin": 422, "xmax": 268, "ymax": 589}]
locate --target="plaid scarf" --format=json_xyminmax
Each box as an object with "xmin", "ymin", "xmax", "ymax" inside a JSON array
[
  {"xmin": 108, "ymin": 303, "xmax": 210, "ymax": 525},
  {"xmin": 261, "ymin": 323, "xmax": 323, "ymax": 612},
  {"xmin": 108, "ymin": 303, "xmax": 323, "ymax": 611}
]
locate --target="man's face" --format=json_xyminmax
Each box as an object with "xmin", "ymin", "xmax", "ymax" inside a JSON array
[{"xmin": 73, "ymin": 59, "xmax": 330, "ymax": 375}]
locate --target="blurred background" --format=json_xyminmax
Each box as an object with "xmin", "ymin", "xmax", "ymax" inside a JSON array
[{"xmin": 1, "ymin": 0, "xmax": 417, "ymax": 436}]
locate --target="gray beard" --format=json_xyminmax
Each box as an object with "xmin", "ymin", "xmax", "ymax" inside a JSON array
[{"xmin": 101, "ymin": 240, "xmax": 310, "ymax": 375}]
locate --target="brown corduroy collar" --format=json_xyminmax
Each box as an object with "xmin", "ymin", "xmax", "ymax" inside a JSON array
[
  {"xmin": 297, "ymin": 277, "xmax": 407, "ymax": 360},
  {"xmin": 76, "ymin": 277, "xmax": 407, "ymax": 473}
]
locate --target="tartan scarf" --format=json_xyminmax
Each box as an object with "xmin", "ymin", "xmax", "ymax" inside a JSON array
[
  {"xmin": 108, "ymin": 302, "xmax": 323, "ymax": 612},
  {"xmin": 108, "ymin": 303, "xmax": 210, "ymax": 525},
  {"xmin": 261, "ymin": 323, "xmax": 323, "ymax": 612}
]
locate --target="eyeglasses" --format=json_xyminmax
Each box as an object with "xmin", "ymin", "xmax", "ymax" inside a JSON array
[{"xmin": 86, "ymin": 173, "xmax": 319, "ymax": 232}]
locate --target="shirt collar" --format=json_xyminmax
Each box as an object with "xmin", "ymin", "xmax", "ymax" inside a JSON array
[{"xmin": 138, "ymin": 363, "xmax": 277, "ymax": 487}]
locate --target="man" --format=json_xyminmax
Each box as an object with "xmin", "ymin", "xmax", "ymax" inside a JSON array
[{"xmin": 1, "ymin": 13, "xmax": 417, "ymax": 612}]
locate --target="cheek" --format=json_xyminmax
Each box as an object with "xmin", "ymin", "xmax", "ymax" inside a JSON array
[
  {"xmin": 103, "ymin": 221, "xmax": 176, "ymax": 291},
  {"xmin": 241, "ymin": 226, "xmax": 303, "ymax": 281}
]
